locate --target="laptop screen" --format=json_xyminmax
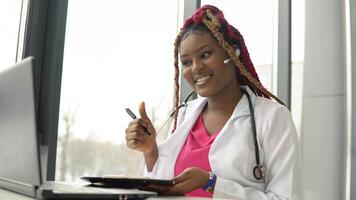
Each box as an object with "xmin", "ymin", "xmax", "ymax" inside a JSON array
[
  {"xmin": 0, "ymin": 57, "xmax": 42, "ymax": 186},
  {"xmin": 0, "ymin": 57, "xmax": 158, "ymax": 199}
]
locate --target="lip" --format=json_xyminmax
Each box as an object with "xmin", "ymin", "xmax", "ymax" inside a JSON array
[{"xmin": 193, "ymin": 73, "xmax": 214, "ymax": 85}]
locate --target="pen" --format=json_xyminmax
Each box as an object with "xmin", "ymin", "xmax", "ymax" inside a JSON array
[{"xmin": 125, "ymin": 108, "xmax": 151, "ymax": 136}]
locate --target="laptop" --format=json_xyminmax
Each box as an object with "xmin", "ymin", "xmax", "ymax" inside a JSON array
[{"xmin": 0, "ymin": 57, "xmax": 157, "ymax": 199}]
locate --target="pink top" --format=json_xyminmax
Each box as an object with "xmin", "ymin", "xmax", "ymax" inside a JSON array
[{"xmin": 174, "ymin": 114, "xmax": 220, "ymax": 197}]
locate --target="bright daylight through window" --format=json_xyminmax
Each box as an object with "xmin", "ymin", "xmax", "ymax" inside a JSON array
[
  {"xmin": 202, "ymin": 0, "xmax": 304, "ymax": 135},
  {"xmin": 201, "ymin": 0, "xmax": 274, "ymax": 91},
  {"xmin": 0, "ymin": 0, "xmax": 23, "ymax": 70},
  {"xmin": 56, "ymin": 0, "xmax": 305, "ymax": 181},
  {"xmin": 56, "ymin": 0, "xmax": 179, "ymax": 181}
]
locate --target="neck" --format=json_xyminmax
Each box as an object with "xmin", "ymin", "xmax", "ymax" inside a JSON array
[{"xmin": 205, "ymin": 85, "xmax": 243, "ymax": 115}]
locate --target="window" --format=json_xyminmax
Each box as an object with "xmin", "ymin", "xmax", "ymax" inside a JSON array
[
  {"xmin": 200, "ymin": 1, "xmax": 304, "ymax": 135},
  {"xmin": 56, "ymin": 0, "xmax": 179, "ymax": 181},
  {"xmin": 291, "ymin": 0, "xmax": 305, "ymax": 135},
  {"xmin": 0, "ymin": 0, "xmax": 25, "ymax": 70},
  {"xmin": 200, "ymin": 0, "xmax": 274, "ymax": 91}
]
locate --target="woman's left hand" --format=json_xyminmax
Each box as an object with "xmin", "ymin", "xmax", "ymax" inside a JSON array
[{"xmin": 143, "ymin": 167, "xmax": 210, "ymax": 195}]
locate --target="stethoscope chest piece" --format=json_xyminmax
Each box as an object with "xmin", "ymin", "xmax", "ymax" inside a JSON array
[{"xmin": 253, "ymin": 164, "xmax": 266, "ymax": 180}]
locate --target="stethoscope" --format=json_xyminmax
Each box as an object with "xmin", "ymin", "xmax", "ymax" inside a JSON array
[
  {"xmin": 160, "ymin": 88, "xmax": 266, "ymax": 181},
  {"xmin": 240, "ymin": 88, "xmax": 266, "ymax": 180},
  {"xmin": 155, "ymin": 91, "xmax": 196, "ymax": 134},
  {"xmin": 169, "ymin": 91, "xmax": 196, "ymax": 117}
]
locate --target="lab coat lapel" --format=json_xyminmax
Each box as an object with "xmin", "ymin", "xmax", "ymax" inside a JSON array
[
  {"xmin": 158, "ymin": 98, "xmax": 207, "ymax": 156},
  {"xmin": 211, "ymin": 86, "xmax": 258, "ymax": 149},
  {"xmin": 157, "ymin": 98, "xmax": 207, "ymax": 178},
  {"xmin": 157, "ymin": 87, "xmax": 257, "ymax": 178},
  {"xmin": 160, "ymin": 86, "xmax": 257, "ymax": 153},
  {"xmin": 227, "ymin": 86, "xmax": 257, "ymax": 121}
]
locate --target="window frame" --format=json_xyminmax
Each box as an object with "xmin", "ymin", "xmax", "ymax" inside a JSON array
[
  {"xmin": 346, "ymin": 0, "xmax": 356, "ymax": 198},
  {"xmin": 22, "ymin": 0, "xmax": 68, "ymax": 181},
  {"xmin": 22, "ymin": 0, "xmax": 294, "ymax": 181},
  {"xmin": 273, "ymin": 0, "xmax": 291, "ymax": 108}
]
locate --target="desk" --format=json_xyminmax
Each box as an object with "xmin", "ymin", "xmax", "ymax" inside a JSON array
[
  {"xmin": 0, "ymin": 188, "xmax": 34, "ymax": 200},
  {"xmin": 0, "ymin": 188, "xmax": 213, "ymax": 200}
]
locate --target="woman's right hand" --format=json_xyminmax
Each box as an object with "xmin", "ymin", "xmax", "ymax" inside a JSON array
[{"xmin": 125, "ymin": 102, "xmax": 157, "ymax": 154}]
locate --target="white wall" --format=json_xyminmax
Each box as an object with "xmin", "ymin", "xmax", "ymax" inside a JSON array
[{"xmin": 302, "ymin": 0, "xmax": 347, "ymax": 199}]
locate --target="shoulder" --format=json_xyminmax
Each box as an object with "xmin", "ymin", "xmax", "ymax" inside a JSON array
[
  {"xmin": 253, "ymin": 96, "xmax": 296, "ymax": 137},
  {"xmin": 254, "ymin": 96, "xmax": 291, "ymax": 120}
]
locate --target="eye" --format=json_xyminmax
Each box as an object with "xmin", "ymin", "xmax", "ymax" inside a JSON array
[
  {"xmin": 180, "ymin": 60, "xmax": 192, "ymax": 68},
  {"xmin": 200, "ymin": 51, "xmax": 212, "ymax": 59}
]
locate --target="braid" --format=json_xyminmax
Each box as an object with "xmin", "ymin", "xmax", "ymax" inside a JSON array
[
  {"xmin": 171, "ymin": 5, "xmax": 285, "ymax": 134},
  {"xmin": 228, "ymin": 26, "xmax": 261, "ymax": 88},
  {"xmin": 172, "ymin": 35, "xmax": 181, "ymax": 133},
  {"xmin": 202, "ymin": 8, "xmax": 285, "ymax": 105}
]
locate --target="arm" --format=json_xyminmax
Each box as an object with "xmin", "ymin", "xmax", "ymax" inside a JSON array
[{"xmin": 143, "ymin": 145, "xmax": 158, "ymax": 172}]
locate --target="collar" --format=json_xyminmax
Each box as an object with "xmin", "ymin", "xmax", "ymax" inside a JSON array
[
  {"xmin": 229, "ymin": 86, "xmax": 257, "ymax": 120},
  {"xmin": 159, "ymin": 86, "xmax": 257, "ymax": 154},
  {"xmin": 193, "ymin": 86, "xmax": 257, "ymax": 120}
]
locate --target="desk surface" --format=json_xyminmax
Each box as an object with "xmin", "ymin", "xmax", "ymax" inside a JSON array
[
  {"xmin": 0, "ymin": 188, "xmax": 213, "ymax": 200},
  {"xmin": 0, "ymin": 188, "xmax": 34, "ymax": 200}
]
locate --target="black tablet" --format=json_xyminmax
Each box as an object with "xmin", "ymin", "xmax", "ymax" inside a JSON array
[{"xmin": 80, "ymin": 176, "xmax": 175, "ymax": 189}]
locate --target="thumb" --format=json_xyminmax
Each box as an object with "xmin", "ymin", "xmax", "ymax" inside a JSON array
[
  {"xmin": 172, "ymin": 171, "xmax": 189, "ymax": 184},
  {"xmin": 138, "ymin": 101, "xmax": 149, "ymax": 120}
]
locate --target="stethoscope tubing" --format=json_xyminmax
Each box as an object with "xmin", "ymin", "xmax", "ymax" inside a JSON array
[
  {"xmin": 241, "ymin": 89, "xmax": 265, "ymax": 180},
  {"xmin": 241, "ymin": 89, "xmax": 260, "ymax": 165},
  {"xmin": 170, "ymin": 88, "xmax": 265, "ymax": 180}
]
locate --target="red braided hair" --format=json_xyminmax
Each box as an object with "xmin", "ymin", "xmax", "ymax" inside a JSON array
[{"xmin": 171, "ymin": 5, "xmax": 284, "ymax": 133}]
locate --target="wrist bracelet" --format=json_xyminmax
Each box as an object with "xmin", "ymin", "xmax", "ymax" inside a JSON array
[{"xmin": 202, "ymin": 172, "xmax": 217, "ymax": 193}]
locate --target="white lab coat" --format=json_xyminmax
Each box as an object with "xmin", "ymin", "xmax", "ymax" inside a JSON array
[{"xmin": 142, "ymin": 87, "xmax": 303, "ymax": 200}]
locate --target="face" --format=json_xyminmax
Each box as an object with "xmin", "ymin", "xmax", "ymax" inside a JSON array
[{"xmin": 179, "ymin": 31, "xmax": 239, "ymax": 98}]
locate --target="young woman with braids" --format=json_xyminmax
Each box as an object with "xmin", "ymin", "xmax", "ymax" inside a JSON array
[{"xmin": 125, "ymin": 5, "xmax": 302, "ymax": 199}]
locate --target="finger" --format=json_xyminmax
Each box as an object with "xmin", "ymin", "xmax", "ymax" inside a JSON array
[
  {"xmin": 125, "ymin": 126, "xmax": 144, "ymax": 142},
  {"xmin": 138, "ymin": 101, "xmax": 149, "ymax": 120},
  {"xmin": 128, "ymin": 117, "xmax": 150, "ymax": 133},
  {"xmin": 127, "ymin": 139, "xmax": 141, "ymax": 148},
  {"xmin": 128, "ymin": 118, "xmax": 147, "ymax": 127},
  {"xmin": 172, "ymin": 171, "xmax": 190, "ymax": 183},
  {"xmin": 127, "ymin": 139, "xmax": 143, "ymax": 149},
  {"xmin": 126, "ymin": 124, "xmax": 145, "ymax": 135},
  {"xmin": 137, "ymin": 118, "xmax": 149, "ymax": 128},
  {"xmin": 142, "ymin": 185, "xmax": 174, "ymax": 195},
  {"xmin": 171, "ymin": 182, "xmax": 194, "ymax": 195},
  {"xmin": 126, "ymin": 132, "xmax": 144, "ymax": 141},
  {"xmin": 165, "ymin": 182, "xmax": 185, "ymax": 195}
]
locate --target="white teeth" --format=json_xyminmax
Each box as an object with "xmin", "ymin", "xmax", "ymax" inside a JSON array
[{"xmin": 195, "ymin": 75, "xmax": 211, "ymax": 85}]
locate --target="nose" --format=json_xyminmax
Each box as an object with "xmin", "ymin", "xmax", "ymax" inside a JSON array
[{"xmin": 191, "ymin": 59, "xmax": 204, "ymax": 73}]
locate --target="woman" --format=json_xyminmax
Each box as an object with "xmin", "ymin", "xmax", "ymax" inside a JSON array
[{"xmin": 125, "ymin": 5, "xmax": 303, "ymax": 199}]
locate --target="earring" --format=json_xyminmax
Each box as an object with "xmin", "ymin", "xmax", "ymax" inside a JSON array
[
  {"xmin": 235, "ymin": 48, "xmax": 240, "ymax": 57},
  {"xmin": 224, "ymin": 48, "xmax": 241, "ymax": 64}
]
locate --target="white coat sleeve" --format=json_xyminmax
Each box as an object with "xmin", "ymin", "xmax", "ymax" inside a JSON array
[
  {"xmin": 140, "ymin": 105, "xmax": 188, "ymax": 179},
  {"xmin": 213, "ymin": 105, "xmax": 303, "ymax": 200},
  {"xmin": 141, "ymin": 153, "xmax": 164, "ymax": 178},
  {"xmin": 140, "ymin": 137, "xmax": 175, "ymax": 179}
]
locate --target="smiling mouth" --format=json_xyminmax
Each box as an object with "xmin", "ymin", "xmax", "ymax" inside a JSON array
[{"xmin": 193, "ymin": 74, "xmax": 213, "ymax": 86}]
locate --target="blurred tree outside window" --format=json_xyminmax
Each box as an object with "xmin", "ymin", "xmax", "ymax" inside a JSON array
[{"xmin": 56, "ymin": 0, "xmax": 179, "ymax": 181}]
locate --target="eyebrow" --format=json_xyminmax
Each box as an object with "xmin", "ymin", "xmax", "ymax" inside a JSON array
[{"xmin": 180, "ymin": 44, "xmax": 211, "ymax": 58}]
